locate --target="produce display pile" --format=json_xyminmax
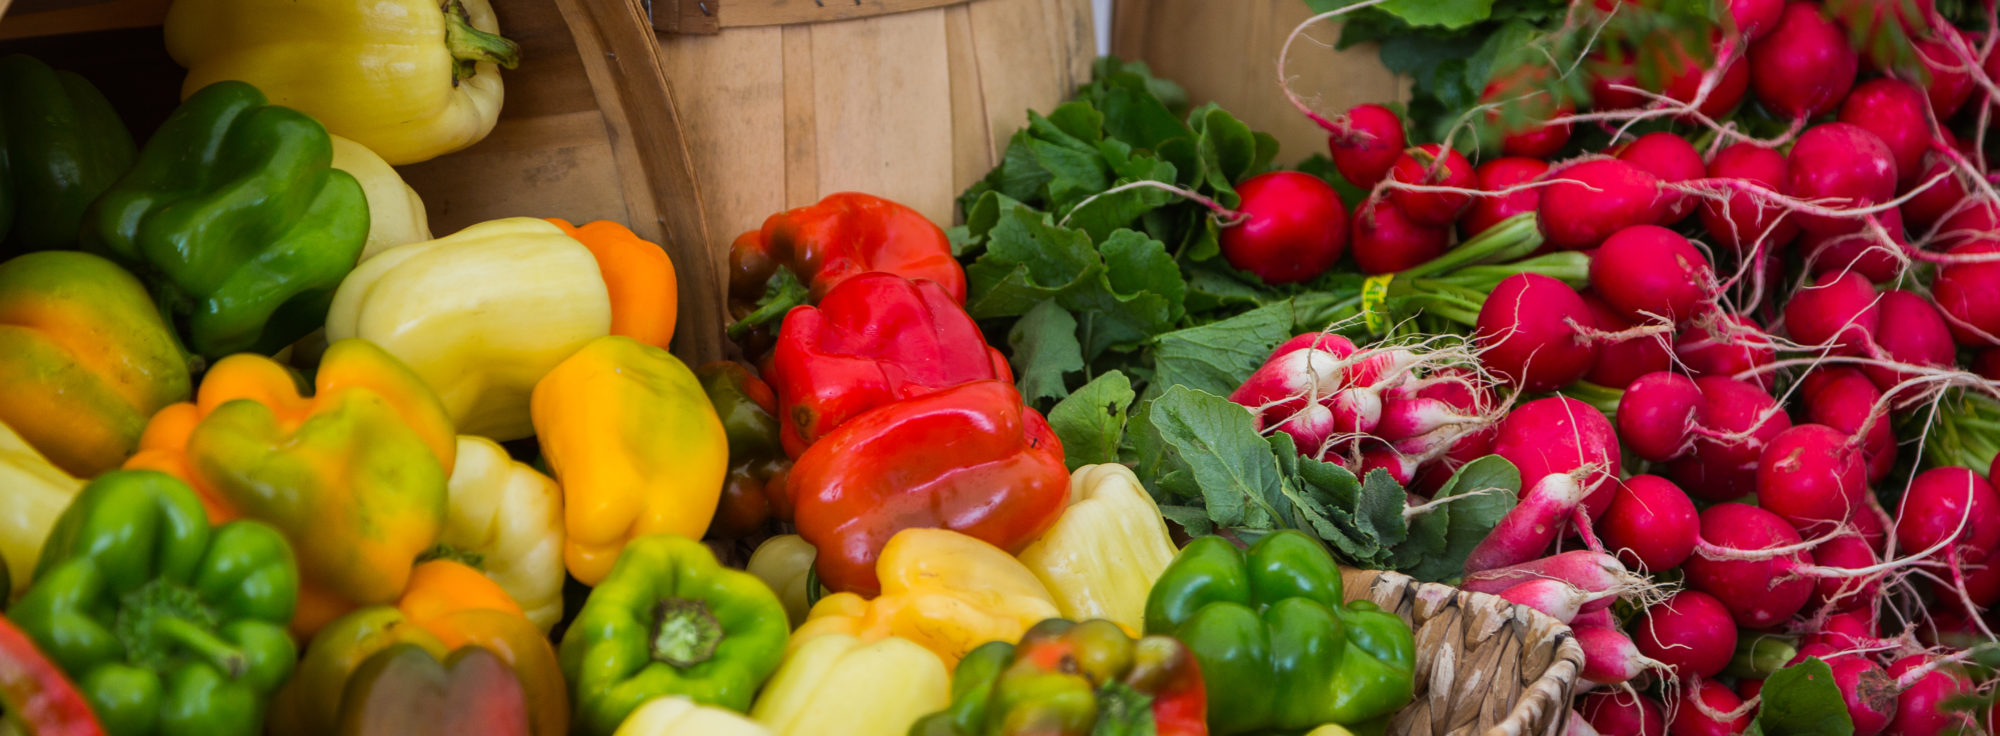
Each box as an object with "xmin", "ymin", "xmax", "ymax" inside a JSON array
[{"xmin": 5, "ymin": 0, "xmax": 2000, "ymax": 734}]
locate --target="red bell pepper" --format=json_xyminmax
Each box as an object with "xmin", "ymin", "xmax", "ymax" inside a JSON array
[
  {"xmin": 0, "ymin": 613, "xmax": 104, "ymax": 736},
  {"xmin": 727, "ymin": 193, "xmax": 965, "ymax": 345},
  {"xmin": 767, "ymin": 272, "xmax": 1012, "ymax": 457},
  {"xmin": 790, "ymin": 380, "xmax": 1068, "ymax": 596}
]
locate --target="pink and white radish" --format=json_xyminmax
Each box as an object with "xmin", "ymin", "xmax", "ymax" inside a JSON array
[{"xmin": 1577, "ymin": 624, "xmax": 1672, "ymax": 685}]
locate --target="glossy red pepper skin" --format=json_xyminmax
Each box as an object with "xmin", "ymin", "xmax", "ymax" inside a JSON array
[
  {"xmin": 768, "ymin": 273, "xmax": 1012, "ymax": 457},
  {"xmin": 729, "ymin": 192, "xmax": 965, "ymax": 307},
  {"xmin": 0, "ymin": 614, "xmax": 104, "ymax": 736},
  {"xmin": 790, "ymin": 380, "xmax": 1068, "ymax": 596}
]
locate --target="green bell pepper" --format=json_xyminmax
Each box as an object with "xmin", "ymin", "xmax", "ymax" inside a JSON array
[
  {"xmin": 0, "ymin": 54, "xmax": 136, "ymax": 254},
  {"xmin": 7, "ymin": 469, "xmax": 299, "ymax": 736},
  {"xmin": 1143, "ymin": 531, "xmax": 1416, "ymax": 735},
  {"xmin": 80, "ymin": 80, "xmax": 367, "ymax": 360},
  {"xmin": 558, "ymin": 534, "xmax": 790, "ymax": 736}
]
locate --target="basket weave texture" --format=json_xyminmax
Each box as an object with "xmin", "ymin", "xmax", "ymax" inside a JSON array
[{"xmin": 1343, "ymin": 569, "xmax": 1586, "ymax": 736}]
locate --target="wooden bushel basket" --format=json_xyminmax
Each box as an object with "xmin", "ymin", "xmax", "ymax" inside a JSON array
[{"xmin": 1345, "ymin": 568, "xmax": 1587, "ymax": 736}]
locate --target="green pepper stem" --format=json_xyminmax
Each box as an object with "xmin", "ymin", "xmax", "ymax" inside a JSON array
[
  {"xmin": 444, "ymin": 0, "xmax": 522, "ymax": 80},
  {"xmin": 154, "ymin": 618, "xmax": 247, "ymax": 679},
  {"xmin": 651, "ymin": 598, "xmax": 725, "ymax": 668},
  {"xmin": 728, "ymin": 268, "xmax": 810, "ymax": 340}
]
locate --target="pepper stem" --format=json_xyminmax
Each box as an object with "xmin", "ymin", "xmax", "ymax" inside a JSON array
[
  {"xmin": 444, "ymin": 0, "xmax": 522, "ymax": 83},
  {"xmin": 727, "ymin": 268, "xmax": 810, "ymax": 340},
  {"xmin": 154, "ymin": 618, "xmax": 248, "ymax": 679},
  {"xmin": 650, "ymin": 598, "xmax": 724, "ymax": 668}
]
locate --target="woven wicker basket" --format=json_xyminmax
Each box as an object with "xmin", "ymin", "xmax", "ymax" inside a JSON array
[{"xmin": 1343, "ymin": 569, "xmax": 1586, "ymax": 736}]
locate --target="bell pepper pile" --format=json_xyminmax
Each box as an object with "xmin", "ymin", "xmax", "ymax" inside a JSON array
[{"xmin": 0, "ymin": 11, "xmax": 1422, "ymax": 736}]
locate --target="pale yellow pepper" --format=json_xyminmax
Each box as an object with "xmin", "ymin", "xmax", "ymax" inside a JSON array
[
  {"xmin": 165, "ymin": 0, "xmax": 517, "ymax": 165},
  {"xmin": 1017, "ymin": 463, "xmax": 1180, "ymax": 633},
  {"xmin": 326, "ymin": 218, "xmax": 612, "ymax": 441},
  {"xmin": 790, "ymin": 528, "xmax": 1062, "ymax": 670},
  {"xmin": 750, "ymin": 634, "xmax": 949, "ymax": 736},
  {"xmin": 0, "ymin": 418, "xmax": 83, "ymax": 597},
  {"xmin": 747, "ymin": 535, "xmax": 824, "ymax": 628},
  {"xmin": 329, "ymin": 135, "xmax": 432, "ymax": 259},
  {"xmin": 615, "ymin": 697, "xmax": 770, "ymax": 736},
  {"xmin": 440, "ymin": 435, "xmax": 566, "ymax": 631},
  {"xmin": 530, "ymin": 336, "xmax": 727, "ymax": 585}
]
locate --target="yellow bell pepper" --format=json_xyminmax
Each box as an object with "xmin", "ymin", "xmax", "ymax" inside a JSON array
[
  {"xmin": 440, "ymin": 435, "xmax": 566, "ymax": 631},
  {"xmin": 0, "ymin": 418, "xmax": 82, "ymax": 598},
  {"xmin": 164, "ymin": 0, "xmax": 520, "ymax": 165},
  {"xmin": 326, "ymin": 217, "xmax": 612, "ymax": 441},
  {"xmin": 750, "ymin": 634, "xmax": 949, "ymax": 736},
  {"xmin": 124, "ymin": 338, "xmax": 457, "ymax": 635},
  {"xmin": 747, "ymin": 535, "xmax": 824, "ymax": 628},
  {"xmin": 790, "ymin": 528, "xmax": 1062, "ymax": 670},
  {"xmin": 530, "ymin": 335, "xmax": 727, "ymax": 585},
  {"xmin": 616, "ymin": 697, "xmax": 771, "ymax": 736},
  {"xmin": 1016, "ymin": 463, "xmax": 1180, "ymax": 633},
  {"xmin": 330, "ymin": 135, "xmax": 432, "ymax": 259}
]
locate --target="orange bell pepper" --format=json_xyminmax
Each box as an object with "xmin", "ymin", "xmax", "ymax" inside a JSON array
[
  {"xmin": 124, "ymin": 339, "xmax": 456, "ymax": 634},
  {"xmin": 548, "ymin": 218, "xmax": 678, "ymax": 350}
]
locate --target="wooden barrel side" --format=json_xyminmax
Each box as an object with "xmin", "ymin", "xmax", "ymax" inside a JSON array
[
  {"xmin": 1111, "ymin": 0, "xmax": 1404, "ymax": 166},
  {"xmin": 654, "ymin": 0, "xmax": 1094, "ymax": 351}
]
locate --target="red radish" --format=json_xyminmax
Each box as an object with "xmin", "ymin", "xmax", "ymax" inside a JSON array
[
  {"xmin": 1575, "ymin": 625, "xmax": 1666, "ymax": 684},
  {"xmin": 1352, "ymin": 196, "xmax": 1449, "ymax": 274},
  {"xmin": 1475, "ymin": 274, "xmax": 1597, "ymax": 392},
  {"xmin": 1748, "ymin": 2, "xmax": 1860, "ymax": 120},
  {"xmin": 1913, "ymin": 29, "xmax": 1974, "ymax": 119},
  {"xmin": 1800, "ymin": 368, "xmax": 1894, "ymax": 483},
  {"xmin": 1464, "ymin": 470, "xmax": 1594, "ymax": 574},
  {"xmin": 1860, "ymin": 289, "xmax": 1954, "ymax": 392},
  {"xmin": 1894, "ymin": 466, "xmax": 2000, "ymax": 565},
  {"xmin": 1812, "ymin": 656, "xmax": 1899, "ymax": 736},
  {"xmin": 1668, "ymin": 680, "xmax": 1753, "ymax": 736},
  {"xmin": 1782, "ymin": 270, "xmax": 1880, "ymax": 354},
  {"xmin": 1329, "ymin": 104, "xmax": 1405, "ymax": 189},
  {"xmin": 1787, "ymin": 123, "xmax": 1899, "ymax": 238},
  {"xmin": 1230, "ymin": 333, "xmax": 1368, "ymax": 453},
  {"xmin": 1669, "ymin": 377, "xmax": 1792, "ymax": 503},
  {"xmin": 1589, "ymin": 38, "xmax": 1750, "ymax": 121},
  {"xmin": 1589, "ymin": 224, "xmax": 1714, "ymax": 323},
  {"xmin": 1580, "ymin": 293, "xmax": 1671, "ymax": 390},
  {"xmin": 1806, "ymin": 610, "xmax": 1880, "ymax": 650},
  {"xmin": 1800, "ymin": 208, "xmax": 1905, "ymax": 284},
  {"xmin": 1838, "ymin": 79, "xmax": 1930, "ymax": 189},
  {"xmin": 1728, "ymin": 0, "xmax": 1786, "ymax": 39},
  {"xmin": 1885, "ymin": 656, "xmax": 1975, "ymax": 736},
  {"xmin": 1633, "ymin": 590, "xmax": 1737, "ymax": 678},
  {"xmin": 1930, "ymin": 242, "xmax": 2000, "ymax": 345},
  {"xmin": 1538, "ymin": 160, "xmax": 1668, "ymax": 251},
  {"xmin": 1936, "ymin": 199, "xmax": 2000, "ymax": 246},
  {"xmin": 1661, "ymin": 42, "xmax": 1751, "ymax": 121},
  {"xmin": 1461, "ymin": 550, "xmax": 1640, "ymax": 607},
  {"xmin": 1496, "ymin": 578, "xmax": 1610, "ymax": 623},
  {"xmin": 1737, "ymin": 679, "xmax": 1764, "ymax": 701},
  {"xmin": 1684, "ymin": 503, "xmax": 1815, "ymax": 629},
  {"xmin": 1614, "ymin": 133, "xmax": 1705, "ymax": 223},
  {"xmin": 1850, "ymin": 498, "xmax": 1892, "ymax": 550},
  {"xmin": 1484, "ymin": 65, "xmax": 1573, "ymax": 159},
  {"xmin": 1221, "ymin": 171, "xmax": 1348, "ymax": 285},
  {"xmin": 1618, "ymin": 372, "xmax": 1703, "ymax": 462},
  {"xmin": 1675, "ymin": 314, "xmax": 1777, "ymax": 390},
  {"xmin": 1572, "ymin": 607, "xmax": 1617, "ymax": 630},
  {"xmin": 1387, "ymin": 144, "xmax": 1475, "ymax": 227},
  {"xmin": 1699, "ymin": 142, "xmax": 1797, "ymax": 256},
  {"xmin": 1491, "ymin": 396, "xmax": 1622, "ymax": 518},
  {"xmin": 1810, "ymin": 533, "xmax": 1882, "ymax": 612},
  {"xmin": 1902, "ymin": 150, "xmax": 1969, "ymax": 229},
  {"xmin": 1599, "ymin": 475, "xmax": 1699, "ymax": 572},
  {"xmin": 1579, "ymin": 691, "xmax": 1666, "ymax": 736},
  {"xmin": 1460, "ymin": 157, "xmax": 1549, "ymax": 241},
  {"xmin": 1755, "ymin": 424, "xmax": 1869, "ymax": 534}
]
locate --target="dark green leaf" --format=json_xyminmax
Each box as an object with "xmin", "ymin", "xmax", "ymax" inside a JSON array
[
  {"xmin": 1008, "ymin": 300, "xmax": 1085, "ymax": 404},
  {"xmin": 1750, "ymin": 658, "xmax": 1856, "ymax": 736},
  {"xmin": 1144, "ymin": 385, "xmax": 1286, "ymax": 529},
  {"xmin": 1150, "ymin": 301, "xmax": 1295, "ymax": 399},
  {"xmin": 1399, "ymin": 455, "xmax": 1520, "ymax": 582},
  {"xmin": 1357, "ymin": 468, "xmax": 1411, "ymax": 549},
  {"xmin": 1159, "ymin": 505, "xmax": 1216, "ymax": 536},
  {"xmin": 1047, "ymin": 370, "xmax": 1137, "ymax": 471}
]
